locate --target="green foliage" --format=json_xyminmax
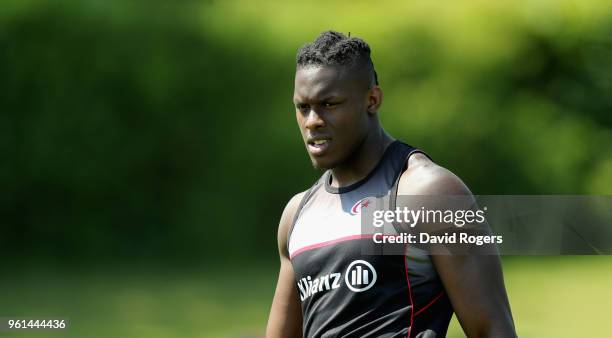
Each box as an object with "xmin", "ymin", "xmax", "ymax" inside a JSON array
[{"xmin": 2, "ymin": 0, "xmax": 612, "ymax": 260}]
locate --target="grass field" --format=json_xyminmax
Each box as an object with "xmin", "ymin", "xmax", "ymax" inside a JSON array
[{"xmin": 1, "ymin": 256, "xmax": 611, "ymax": 338}]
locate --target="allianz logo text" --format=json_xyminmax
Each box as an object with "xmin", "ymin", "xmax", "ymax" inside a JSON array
[{"xmin": 297, "ymin": 260, "xmax": 378, "ymax": 301}]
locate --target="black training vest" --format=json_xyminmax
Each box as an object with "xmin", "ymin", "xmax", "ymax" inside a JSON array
[{"xmin": 288, "ymin": 140, "xmax": 453, "ymax": 338}]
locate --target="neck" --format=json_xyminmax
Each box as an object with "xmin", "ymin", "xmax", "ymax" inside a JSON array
[{"xmin": 329, "ymin": 127, "xmax": 394, "ymax": 188}]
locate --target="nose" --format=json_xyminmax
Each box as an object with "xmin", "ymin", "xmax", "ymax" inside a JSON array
[{"xmin": 304, "ymin": 108, "xmax": 325, "ymax": 130}]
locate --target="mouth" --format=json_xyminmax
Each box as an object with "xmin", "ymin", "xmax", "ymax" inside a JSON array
[{"xmin": 307, "ymin": 137, "xmax": 332, "ymax": 156}]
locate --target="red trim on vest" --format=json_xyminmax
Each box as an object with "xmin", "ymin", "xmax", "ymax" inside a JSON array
[{"xmin": 289, "ymin": 234, "xmax": 374, "ymax": 259}]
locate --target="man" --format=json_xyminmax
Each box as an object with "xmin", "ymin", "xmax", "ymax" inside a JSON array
[{"xmin": 266, "ymin": 31, "xmax": 516, "ymax": 338}]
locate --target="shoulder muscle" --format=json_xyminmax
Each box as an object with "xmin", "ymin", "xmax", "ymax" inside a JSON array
[
  {"xmin": 398, "ymin": 153, "xmax": 471, "ymax": 196},
  {"xmin": 277, "ymin": 191, "xmax": 307, "ymax": 258}
]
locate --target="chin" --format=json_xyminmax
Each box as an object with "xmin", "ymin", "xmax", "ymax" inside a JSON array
[{"xmin": 310, "ymin": 156, "xmax": 338, "ymax": 170}]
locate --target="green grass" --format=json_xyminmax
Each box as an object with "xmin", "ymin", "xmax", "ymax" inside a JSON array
[
  {"xmin": 1, "ymin": 257, "xmax": 611, "ymax": 338},
  {"xmin": 448, "ymin": 256, "xmax": 612, "ymax": 338}
]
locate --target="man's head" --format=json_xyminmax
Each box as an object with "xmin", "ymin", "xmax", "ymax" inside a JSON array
[{"xmin": 293, "ymin": 31, "xmax": 383, "ymax": 170}]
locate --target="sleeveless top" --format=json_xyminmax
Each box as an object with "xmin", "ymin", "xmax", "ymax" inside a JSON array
[{"xmin": 287, "ymin": 140, "xmax": 453, "ymax": 338}]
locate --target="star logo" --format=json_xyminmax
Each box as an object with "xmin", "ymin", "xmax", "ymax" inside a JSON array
[{"xmin": 350, "ymin": 198, "xmax": 371, "ymax": 215}]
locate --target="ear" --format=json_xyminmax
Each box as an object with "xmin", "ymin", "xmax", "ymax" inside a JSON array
[{"xmin": 367, "ymin": 85, "xmax": 383, "ymax": 115}]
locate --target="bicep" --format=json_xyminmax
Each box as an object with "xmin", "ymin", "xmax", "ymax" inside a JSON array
[
  {"xmin": 266, "ymin": 193, "xmax": 305, "ymax": 338},
  {"xmin": 266, "ymin": 256, "xmax": 302, "ymax": 338},
  {"xmin": 432, "ymin": 254, "xmax": 515, "ymax": 337}
]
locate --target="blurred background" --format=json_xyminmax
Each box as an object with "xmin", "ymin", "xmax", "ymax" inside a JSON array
[{"xmin": 2, "ymin": 0, "xmax": 612, "ymax": 337}]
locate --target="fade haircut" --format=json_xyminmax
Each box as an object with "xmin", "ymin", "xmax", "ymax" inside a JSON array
[{"xmin": 296, "ymin": 30, "xmax": 379, "ymax": 87}]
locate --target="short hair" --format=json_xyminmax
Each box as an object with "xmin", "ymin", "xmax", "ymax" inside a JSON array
[{"xmin": 296, "ymin": 30, "xmax": 379, "ymax": 86}]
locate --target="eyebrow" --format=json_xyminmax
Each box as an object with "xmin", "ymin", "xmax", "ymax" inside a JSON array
[{"xmin": 294, "ymin": 94, "xmax": 341, "ymax": 105}]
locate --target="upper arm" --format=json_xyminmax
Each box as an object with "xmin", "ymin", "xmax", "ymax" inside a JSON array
[
  {"xmin": 397, "ymin": 155, "xmax": 517, "ymax": 337},
  {"xmin": 266, "ymin": 192, "xmax": 305, "ymax": 338}
]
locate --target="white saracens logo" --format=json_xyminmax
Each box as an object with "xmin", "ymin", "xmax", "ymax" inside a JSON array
[
  {"xmin": 297, "ymin": 260, "xmax": 377, "ymax": 301},
  {"xmin": 350, "ymin": 198, "xmax": 372, "ymax": 215}
]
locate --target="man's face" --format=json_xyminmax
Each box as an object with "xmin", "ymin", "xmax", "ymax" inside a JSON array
[{"xmin": 293, "ymin": 65, "xmax": 372, "ymax": 169}]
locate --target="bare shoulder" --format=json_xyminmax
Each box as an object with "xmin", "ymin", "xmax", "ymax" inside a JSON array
[
  {"xmin": 277, "ymin": 191, "xmax": 308, "ymax": 257},
  {"xmin": 397, "ymin": 153, "xmax": 472, "ymax": 196}
]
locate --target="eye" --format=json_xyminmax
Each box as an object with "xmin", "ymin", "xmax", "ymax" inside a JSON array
[
  {"xmin": 296, "ymin": 103, "xmax": 310, "ymax": 114},
  {"xmin": 323, "ymin": 101, "xmax": 338, "ymax": 108}
]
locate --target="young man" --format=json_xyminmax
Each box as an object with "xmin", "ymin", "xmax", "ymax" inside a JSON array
[{"xmin": 266, "ymin": 31, "xmax": 516, "ymax": 338}]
